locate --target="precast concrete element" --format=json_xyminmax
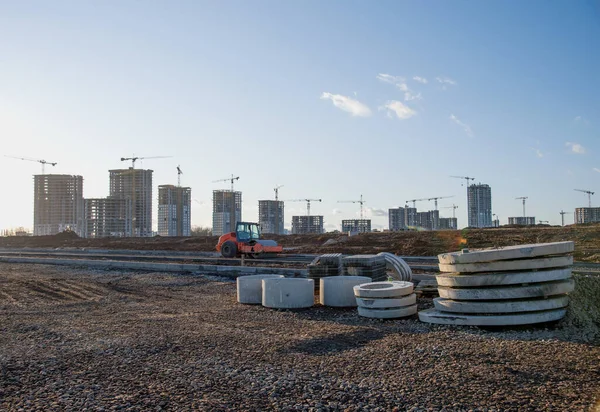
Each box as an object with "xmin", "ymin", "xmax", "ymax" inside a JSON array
[
  {"xmin": 0, "ymin": 256, "xmax": 307, "ymax": 278},
  {"xmin": 433, "ymin": 296, "xmax": 569, "ymax": 313},
  {"xmin": 353, "ymin": 281, "xmax": 413, "ymax": 298},
  {"xmin": 357, "ymin": 304, "xmax": 418, "ymax": 319},
  {"xmin": 343, "ymin": 255, "xmax": 387, "ymax": 282},
  {"xmin": 418, "ymin": 308, "xmax": 567, "ymax": 326},
  {"xmin": 437, "ymin": 241, "xmax": 574, "ymax": 264},
  {"xmin": 438, "ymin": 279, "xmax": 575, "ymax": 300},
  {"xmin": 439, "ymin": 256, "xmax": 573, "ymax": 273},
  {"xmin": 237, "ymin": 274, "xmax": 285, "ymax": 304},
  {"xmin": 356, "ymin": 293, "xmax": 416, "ymax": 309},
  {"xmin": 319, "ymin": 276, "xmax": 372, "ymax": 307},
  {"xmin": 377, "ymin": 252, "xmax": 412, "ymax": 281},
  {"xmin": 262, "ymin": 278, "xmax": 315, "ymax": 309},
  {"xmin": 436, "ymin": 268, "xmax": 572, "ymax": 287}
]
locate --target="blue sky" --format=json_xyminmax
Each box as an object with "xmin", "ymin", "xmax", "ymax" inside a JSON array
[{"xmin": 1, "ymin": 0, "xmax": 599, "ymax": 231}]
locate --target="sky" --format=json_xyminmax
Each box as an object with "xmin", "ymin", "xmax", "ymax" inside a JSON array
[{"xmin": 1, "ymin": 0, "xmax": 599, "ymax": 232}]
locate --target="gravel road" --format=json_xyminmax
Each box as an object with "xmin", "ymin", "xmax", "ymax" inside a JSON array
[{"xmin": 1, "ymin": 264, "xmax": 599, "ymax": 411}]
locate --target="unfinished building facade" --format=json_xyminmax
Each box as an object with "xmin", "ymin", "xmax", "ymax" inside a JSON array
[
  {"xmin": 341, "ymin": 219, "xmax": 371, "ymax": 233},
  {"xmin": 508, "ymin": 216, "xmax": 536, "ymax": 225},
  {"xmin": 109, "ymin": 168, "xmax": 153, "ymax": 237},
  {"xmin": 439, "ymin": 217, "xmax": 458, "ymax": 230},
  {"xmin": 575, "ymin": 207, "xmax": 600, "ymax": 224},
  {"xmin": 468, "ymin": 183, "xmax": 493, "ymax": 228},
  {"xmin": 291, "ymin": 215, "xmax": 323, "ymax": 234},
  {"xmin": 33, "ymin": 174, "xmax": 84, "ymax": 236},
  {"xmin": 258, "ymin": 200, "xmax": 284, "ymax": 235},
  {"xmin": 388, "ymin": 207, "xmax": 406, "ymax": 231},
  {"xmin": 212, "ymin": 190, "xmax": 242, "ymax": 236},
  {"xmin": 84, "ymin": 198, "xmax": 131, "ymax": 238},
  {"xmin": 158, "ymin": 185, "xmax": 191, "ymax": 236}
]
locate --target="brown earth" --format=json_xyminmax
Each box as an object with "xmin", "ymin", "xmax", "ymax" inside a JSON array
[
  {"xmin": 1, "ymin": 264, "xmax": 599, "ymax": 411},
  {"xmin": 2, "ymin": 224, "xmax": 600, "ymax": 262}
]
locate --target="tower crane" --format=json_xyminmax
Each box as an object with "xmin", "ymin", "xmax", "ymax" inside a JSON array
[
  {"xmin": 120, "ymin": 155, "xmax": 172, "ymax": 169},
  {"xmin": 515, "ymin": 196, "xmax": 528, "ymax": 217},
  {"xmin": 5, "ymin": 155, "xmax": 57, "ymax": 174},
  {"xmin": 428, "ymin": 195, "xmax": 455, "ymax": 211},
  {"xmin": 337, "ymin": 194, "xmax": 366, "ymax": 218},
  {"xmin": 443, "ymin": 204, "xmax": 459, "ymax": 218},
  {"xmin": 274, "ymin": 185, "xmax": 284, "ymax": 201},
  {"xmin": 450, "ymin": 176, "xmax": 475, "ymax": 186},
  {"xmin": 287, "ymin": 199, "xmax": 322, "ymax": 216},
  {"xmin": 574, "ymin": 189, "xmax": 595, "ymax": 208},
  {"xmin": 212, "ymin": 174, "xmax": 240, "ymax": 192},
  {"xmin": 405, "ymin": 198, "xmax": 428, "ymax": 208},
  {"xmin": 560, "ymin": 210, "xmax": 572, "ymax": 227},
  {"xmin": 177, "ymin": 165, "xmax": 183, "ymax": 187}
]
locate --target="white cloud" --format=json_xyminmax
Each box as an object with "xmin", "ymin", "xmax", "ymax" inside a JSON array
[
  {"xmin": 531, "ymin": 148, "xmax": 544, "ymax": 158},
  {"xmin": 332, "ymin": 208, "xmax": 342, "ymax": 215},
  {"xmin": 593, "ymin": 168, "xmax": 600, "ymax": 173},
  {"xmin": 436, "ymin": 76, "xmax": 457, "ymax": 86},
  {"xmin": 377, "ymin": 73, "xmax": 405, "ymax": 85},
  {"xmin": 320, "ymin": 92, "xmax": 371, "ymax": 117},
  {"xmin": 565, "ymin": 142, "xmax": 586, "ymax": 154},
  {"xmin": 380, "ymin": 101, "xmax": 417, "ymax": 119},
  {"xmin": 413, "ymin": 76, "xmax": 428, "ymax": 84},
  {"xmin": 449, "ymin": 114, "xmax": 473, "ymax": 137},
  {"xmin": 369, "ymin": 208, "xmax": 388, "ymax": 217},
  {"xmin": 404, "ymin": 91, "xmax": 422, "ymax": 101}
]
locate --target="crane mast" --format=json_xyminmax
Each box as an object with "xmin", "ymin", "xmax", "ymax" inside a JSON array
[{"xmin": 337, "ymin": 194, "xmax": 366, "ymax": 218}]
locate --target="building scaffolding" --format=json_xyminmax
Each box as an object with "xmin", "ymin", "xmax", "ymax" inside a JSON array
[
  {"xmin": 158, "ymin": 185, "xmax": 191, "ymax": 236},
  {"xmin": 33, "ymin": 174, "xmax": 84, "ymax": 236},
  {"xmin": 109, "ymin": 168, "xmax": 153, "ymax": 237}
]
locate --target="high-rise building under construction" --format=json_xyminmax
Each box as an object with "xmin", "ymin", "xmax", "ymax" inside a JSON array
[
  {"xmin": 212, "ymin": 190, "xmax": 242, "ymax": 236},
  {"xmin": 109, "ymin": 168, "xmax": 153, "ymax": 236},
  {"xmin": 258, "ymin": 200, "xmax": 284, "ymax": 235},
  {"xmin": 158, "ymin": 185, "xmax": 191, "ymax": 236},
  {"xmin": 33, "ymin": 174, "xmax": 84, "ymax": 236},
  {"xmin": 467, "ymin": 183, "xmax": 493, "ymax": 228}
]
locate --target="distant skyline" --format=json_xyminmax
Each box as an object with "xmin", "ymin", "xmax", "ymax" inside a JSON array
[{"xmin": 1, "ymin": 1, "xmax": 599, "ymax": 232}]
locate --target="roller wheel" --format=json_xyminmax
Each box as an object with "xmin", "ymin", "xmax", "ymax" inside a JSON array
[{"xmin": 221, "ymin": 241, "xmax": 237, "ymax": 258}]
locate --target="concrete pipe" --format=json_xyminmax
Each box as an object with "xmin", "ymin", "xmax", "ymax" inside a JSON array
[
  {"xmin": 237, "ymin": 274, "xmax": 285, "ymax": 304},
  {"xmin": 433, "ymin": 296, "xmax": 569, "ymax": 314},
  {"xmin": 418, "ymin": 307, "xmax": 567, "ymax": 326},
  {"xmin": 436, "ymin": 268, "xmax": 572, "ymax": 288},
  {"xmin": 353, "ymin": 281, "xmax": 414, "ymax": 299},
  {"xmin": 262, "ymin": 278, "xmax": 315, "ymax": 309},
  {"xmin": 356, "ymin": 293, "xmax": 417, "ymax": 309},
  {"xmin": 357, "ymin": 304, "xmax": 418, "ymax": 319},
  {"xmin": 377, "ymin": 252, "xmax": 413, "ymax": 281},
  {"xmin": 437, "ymin": 279, "xmax": 575, "ymax": 301},
  {"xmin": 319, "ymin": 276, "xmax": 372, "ymax": 307}
]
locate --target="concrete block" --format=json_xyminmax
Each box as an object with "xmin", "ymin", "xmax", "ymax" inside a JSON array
[
  {"xmin": 436, "ymin": 268, "xmax": 572, "ymax": 287},
  {"xmin": 357, "ymin": 304, "xmax": 417, "ymax": 319},
  {"xmin": 439, "ymin": 256, "xmax": 573, "ymax": 273},
  {"xmin": 433, "ymin": 295, "xmax": 569, "ymax": 313},
  {"xmin": 356, "ymin": 293, "xmax": 416, "ymax": 309},
  {"xmin": 437, "ymin": 241, "xmax": 574, "ymax": 264},
  {"xmin": 262, "ymin": 278, "xmax": 315, "ymax": 309},
  {"xmin": 438, "ymin": 279, "xmax": 575, "ymax": 300},
  {"xmin": 237, "ymin": 274, "xmax": 285, "ymax": 304},
  {"xmin": 319, "ymin": 276, "xmax": 372, "ymax": 307},
  {"xmin": 377, "ymin": 252, "xmax": 412, "ymax": 281},
  {"xmin": 353, "ymin": 281, "xmax": 414, "ymax": 298},
  {"xmin": 418, "ymin": 308, "xmax": 567, "ymax": 326}
]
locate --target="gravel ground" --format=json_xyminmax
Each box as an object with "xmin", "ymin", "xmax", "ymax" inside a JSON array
[{"xmin": 1, "ymin": 263, "xmax": 599, "ymax": 411}]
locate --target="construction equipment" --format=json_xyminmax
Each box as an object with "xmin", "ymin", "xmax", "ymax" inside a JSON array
[
  {"xmin": 450, "ymin": 176, "xmax": 475, "ymax": 186},
  {"xmin": 443, "ymin": 204, "xmax": 459, "ymax": 218},
  {"xmin": 274, "ymin": 185, "xmax": 284, "ymax": 201},
  {"xmin": 216, "ymin": 221, "xmax": 283, "ymax": 258},
  {"xmin": 287, "ymin": 199, "xmax": 322, "ymax": 216},
  {"xmin": 337, "ymin": 194, "xmax": 366, "ymax": 218},
  {"xmin": 560, "ymin": 210, "xmax": 572, "ymax": 227},
  {"xmin": 213, "ymin": 175, "xmax": 240, "ymax": 192},
  {"xmin": 120, "ymin": 155, "xmax": 172, "ymax": 168},
  {"xmin": 5, "ymin": 155, "xmax": 57, "ymax": 174},
  {"xmin": 574, "ymin": 189, "xmax": 595, "ymax": 208},
  {"xmin": 515, "ymin": 197, "xmax": 528, "ymax": 217},
  {"xmin": 177, "ymin": 165, "xmax": 183, "ymax": 187},
  {"xmin": 428, "ymin": 195, "xmax": 454, "ymax": 210},
  {"xmin": 405, "ymin": 198, "xmax": 428, "ymax": 208}
]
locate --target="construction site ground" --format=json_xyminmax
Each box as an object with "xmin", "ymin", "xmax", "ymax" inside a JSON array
[
  {"xmin": 2, "ymin": 224, "xmax": 600, "ymax": 262},
  {"xmin": 1, "ymin": 264, "xmax": 599, "ymax": 411}
]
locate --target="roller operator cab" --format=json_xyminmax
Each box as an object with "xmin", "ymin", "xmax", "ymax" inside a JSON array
[{"xmin": 216, "ymin": 221, "xmax": 283, "ymax": 258}]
